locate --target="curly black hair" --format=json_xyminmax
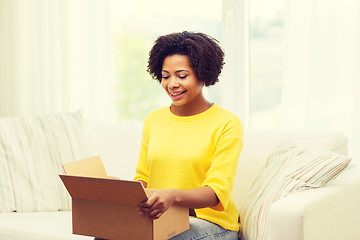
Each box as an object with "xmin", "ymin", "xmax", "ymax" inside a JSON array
[{"xmin": 147, "ymin": 31, "xmax": 224, "ymax": 87}]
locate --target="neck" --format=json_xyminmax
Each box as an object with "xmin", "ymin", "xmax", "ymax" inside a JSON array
[{"xmin": 170, "ymin": 95, "xmax": 213, "ymax": 117}]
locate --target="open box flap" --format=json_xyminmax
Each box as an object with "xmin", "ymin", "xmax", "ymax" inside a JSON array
[
  {"xmin": 62, "ymin": 156, "xmax": 107, "ymax": 178},
  {"xmin": 59, "ymin": 175, "xmax": 147, "ymax": 206}
]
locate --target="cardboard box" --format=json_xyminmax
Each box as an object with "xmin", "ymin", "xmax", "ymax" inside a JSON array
[{"xmin": 60, "ymin": 156, "xmax": 189, "ymax": 240}]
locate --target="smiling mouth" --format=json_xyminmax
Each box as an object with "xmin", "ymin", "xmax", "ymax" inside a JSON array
[{"xmin": 169, "ymin": 90, "xmax": 187, "ymax": 97}]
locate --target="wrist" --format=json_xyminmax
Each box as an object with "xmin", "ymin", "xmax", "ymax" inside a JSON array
[{"xmin": 171, "ymin": 188, "xmax": 181, "ymax": 206}]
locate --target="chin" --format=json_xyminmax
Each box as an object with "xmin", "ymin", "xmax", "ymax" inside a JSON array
[
  {"xmin": 171, "ymin": 100, "xmax": 187, "ymax": 107},
  {"xmin": 172, "ymin": 102, "xmax": 183, "ymax": 106}
]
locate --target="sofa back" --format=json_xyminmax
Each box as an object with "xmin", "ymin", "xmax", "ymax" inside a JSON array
[
  {"xmin": 84, "ymin": 121, "xmax": 349, "ymax": 208},
  {"xmin": 233, "ymin": 130, "xmax": 348, "ymax": 208},
  {"xmin": 0, "ymin": 111, "xmax": 92, "ymax": 213},
  {"xmin": 84, "ymin": 120, "xmax": 143, "ymax": 181}
]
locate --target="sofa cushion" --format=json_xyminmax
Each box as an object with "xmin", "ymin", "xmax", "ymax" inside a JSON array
[
  {"xmin": 239, "ymin": 140, "xmax": 351, "ymax": 240},
  {"xmin": 233, "ymin": 130, "xmax": 349, "ymax": 208},
  {"xmin": 0, "ymin": 211, "xmax": 91, "ymax": 240},
  {"xmin": 0, "ymin": 111, "xmax": 92, "ymax": 213}
]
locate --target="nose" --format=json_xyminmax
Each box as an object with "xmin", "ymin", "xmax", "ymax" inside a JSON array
[{"xmin": 168, "ymin": 76, "xmax": 180, "ymax": 88}]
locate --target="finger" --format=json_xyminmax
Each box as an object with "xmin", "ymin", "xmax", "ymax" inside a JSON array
[
  {"xmin": 148, "ymin": 208, "xmax": 162, "ymax": 218},
  {"xmin": 137, "ymin": 207, "xmax": 147, "ymax": 215},
  {"xmin": 151, "ymin": 211, "xmax": 163, "ymax": 220},
  {"xmin": 139, "ymin": 195, "xmax": 158, "ymax": 208},
  {"xmin": 137, "ymin": 201, "xmax": 160, "ymax": 214},
  {"xmin": 137, "ymin": 206, "xmax": 161, "ymax": 219},
  {"xmin": 138, "ymin": 201, "xmax": 161, "ymax": 214},
  {"xmin": 146, "ymin": 209, "xmax": 164, "ymax": 220}
]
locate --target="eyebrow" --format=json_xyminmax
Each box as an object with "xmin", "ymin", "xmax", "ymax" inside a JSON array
[{"xmin": 161, "ymin": 69, "xmax": 190, "ymax": 74}]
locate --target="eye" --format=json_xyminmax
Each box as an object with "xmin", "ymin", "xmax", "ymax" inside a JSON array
[
  {"xmin": 178, "ymin": 75, "xmax": 188, "ymax": 79},
  {"xmin": 162, "ymin": 76, "xmax": 170, "ymax": 80}
]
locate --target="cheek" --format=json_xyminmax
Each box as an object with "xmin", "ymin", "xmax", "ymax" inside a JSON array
[
  {"xmin": 161, "ymin": 81, "xmax": 167, "ymax": 90},
  {"xmin": 195, "ymin": 82, "xmax": 204, "ymax": 93}
]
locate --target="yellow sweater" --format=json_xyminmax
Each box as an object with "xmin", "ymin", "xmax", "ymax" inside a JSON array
[{"xmin": 134, "ymin": 104, "xmax": 243, "ymax": 231}]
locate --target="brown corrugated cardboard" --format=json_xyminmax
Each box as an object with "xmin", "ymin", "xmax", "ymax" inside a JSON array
[
  {"xmin": 60, "ymin": 156, "xmax": 189, "ymax": 240},
  {"xmin": 62, "ymin": 155, "xmax": 108, "ymax": 178}
]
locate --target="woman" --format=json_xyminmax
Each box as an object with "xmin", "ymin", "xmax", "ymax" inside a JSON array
[{"xmin": 135, "ymin": 31, "xmax": 243, "ymax": 240}]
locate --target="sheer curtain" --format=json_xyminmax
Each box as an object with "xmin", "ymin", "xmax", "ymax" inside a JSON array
[
  {"xmin": 221, "ymin": 0, "xmax": 250, "ymax": 128},
  {"xmin": 0, "ymin": 0, "xmax": 113, "ymax": 121},
  {"xmin": 281, "ymin": 0, "xmax": 360, "ymax": 159}
]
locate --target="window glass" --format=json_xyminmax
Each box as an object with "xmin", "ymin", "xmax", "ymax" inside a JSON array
[
  {"xmin": 109, "ymin": 0, "xmax": 221, "ymax": 121},
  {"xmin": 249, "ymin": 0, "xmax": 284, "ymax": 129}
]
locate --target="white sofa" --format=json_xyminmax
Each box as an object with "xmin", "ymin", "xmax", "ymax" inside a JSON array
[{"xmin": 0, "ymin": 120, "xmax": 359, "ymax": 240}]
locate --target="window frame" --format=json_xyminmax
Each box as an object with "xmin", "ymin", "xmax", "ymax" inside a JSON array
[{"xmin": 221, "ymin": 0, "xmax": 250, "ymax": 129}]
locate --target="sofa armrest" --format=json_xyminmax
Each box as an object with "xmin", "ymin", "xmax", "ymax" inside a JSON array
[{"xmin": 269, "ymin": 165, "xmax": 360, "ymax": 240}]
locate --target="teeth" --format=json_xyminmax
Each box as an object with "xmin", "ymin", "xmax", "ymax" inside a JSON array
[{"xmin": 170, "ymin": 91, "xmax": 185, "ymax": 96}]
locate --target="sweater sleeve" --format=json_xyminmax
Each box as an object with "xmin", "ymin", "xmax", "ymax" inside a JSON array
[
  {"xmin": 134, "ymin": 114, "xmax": 151, "ymax": 184},
  {"xmin": 201, "ymin": 118, "xmax": 243, "ymax": 211}
]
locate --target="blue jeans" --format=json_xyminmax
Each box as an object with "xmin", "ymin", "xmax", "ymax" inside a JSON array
[
  {"xmin": 169, "ymin": 217, "xmax": 239, "ymax": 240},
  {"xmin": 94, "ymin": 217, "xmax": 239, "ymax": 240}
]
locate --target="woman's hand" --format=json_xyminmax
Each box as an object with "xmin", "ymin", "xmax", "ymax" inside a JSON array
[
  {"xmin": 137, "ymin": 186, "xmax": 219, "ymax": 220},
  {"xmin": 137, "ymin": 189, "xmax": 177, "ymax": 220}
]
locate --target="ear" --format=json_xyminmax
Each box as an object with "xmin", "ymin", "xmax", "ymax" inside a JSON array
[{"xmin": 198, "ymin": 78, "xmax": 206, "ymax": 87}]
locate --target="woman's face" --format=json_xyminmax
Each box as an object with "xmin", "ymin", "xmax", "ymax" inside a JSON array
[{"xmin": 161, "ymin": 54, "xmax": 204, "ymax": 108}]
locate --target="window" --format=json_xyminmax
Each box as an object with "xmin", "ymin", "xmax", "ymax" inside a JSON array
[
  {"xmin": 249, "ymin": 0, "xmax": 284, "ymax": 129},
  {"xmin": 109, "ymin": 1, "xmax": 360, "ymax": 164},
  {"xmin": 109, "ymin": 0, "xmax": 221, "ymax": 121}
]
